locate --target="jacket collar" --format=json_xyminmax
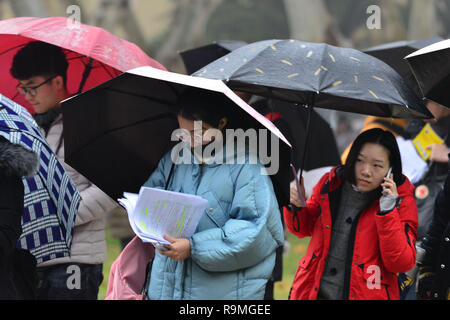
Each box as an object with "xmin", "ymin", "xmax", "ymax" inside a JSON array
[
  {"xmin": 32, "ymin": 108, "xmax": 62, "ymax": 134},
  {"xmin": 188, "ymin": 135, "xmax": 257, "ymax": 168},
  {"xmin": 321, "ymin": 166, "xmax": 344, "ymax": 194}
]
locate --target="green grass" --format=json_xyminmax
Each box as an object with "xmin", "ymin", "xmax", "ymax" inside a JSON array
[
  {"xmin": 98, "ymin": 229, "xmax": 310, "ymax": 300},
  {"xmin": 274, "ymin": 234, "xmax": 310, "ymax": 300},
  {"xmin": 98, "ymin": 229, "xmax": 122, "ymax": 300}
]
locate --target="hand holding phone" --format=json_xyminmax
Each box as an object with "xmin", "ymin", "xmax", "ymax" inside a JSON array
[{"xmin": 381, "ymin": 167, "xmax": 398, "ymax": 198}]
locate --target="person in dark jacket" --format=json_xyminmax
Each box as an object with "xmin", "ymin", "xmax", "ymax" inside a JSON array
[
  {"xmin": 285, "ymin": 128, "xmax": 418, "ymax": 300},
  {"xmin": 416, "ymin": 169, "xmax": 450, "ymax": 300},
  {"xmin": 405, "ymin": 101, "xmax": 450, "ymax": 240},
  {"xmin": 0, "ymin": 136, "xmax": 39, "ymax": 299},
  {"xmin": 398, "ymin": 101, "xmax": 450, "ymax": 299}
]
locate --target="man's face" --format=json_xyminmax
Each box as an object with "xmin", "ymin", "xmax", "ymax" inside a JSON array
[{"xmin": 18, "ymin": 75, "xmax": 64, "ymax": 114}]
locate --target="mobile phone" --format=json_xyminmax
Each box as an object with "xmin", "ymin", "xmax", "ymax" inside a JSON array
[
  {"xmin": 383, "ymin": 167, "xmax": 392, "ymax": 190},
  {"xmin": 385, "ymin": 167, "xmax": 392, "ymax": 179},
  {"xmin": 154, "ymin": 242, "xmax": 169, "ymax": 252}
]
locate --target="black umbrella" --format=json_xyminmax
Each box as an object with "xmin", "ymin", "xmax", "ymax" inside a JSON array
[
  {"xmin": 181, "ymin": 41, "xmax": 341, "ymax": 205},
  {"xmin": 179, "ymin": 40, "xmax": 248, "ymax": 75},
  {"xmin": 250, "ymin": 97, "xmax": 341, "ymax": 172},
  {"xmin": 61, "ymin": 66, "xmax": 291, "ymax": 201},
  {"xmin": 405, "ymin": 39, "xmax": 450, "ymax": 108},
  {"xmin": 363, "ymin": 37, "xmax": 443, "ymax": 96},
  {"xmin": 193, "ymin": 39, "xmax": 434, "ymax": 180},
  {"xmin": 194, "ymin": 39, "xmax": 432, "ymax": 119},
  {"xmin": 62, "ymin": 74, "xmax": 178, "ymax": 201}
]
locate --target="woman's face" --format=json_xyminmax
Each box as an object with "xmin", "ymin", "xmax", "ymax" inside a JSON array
[
  {"xmin": 177, "ymin": 115, "xmax": 220, "ymax": 148},
  {"xmin": 354, "ymin": 142, "xmax": 391, "ymax": 192}
]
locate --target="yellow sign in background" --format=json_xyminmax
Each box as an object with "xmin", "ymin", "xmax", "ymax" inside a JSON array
[{"xmin": 413, "ymin": 124, "xmax": 444, "ymax": 161}]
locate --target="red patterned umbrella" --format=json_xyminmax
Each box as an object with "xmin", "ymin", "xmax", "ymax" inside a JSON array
[{"xmin": 0, "ymin": 16, "xmax": 165, "ymax": 113}]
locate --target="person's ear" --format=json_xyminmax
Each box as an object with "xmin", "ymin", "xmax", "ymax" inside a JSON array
[
  {"xmin": 53, "ymin": 75, "xmax": 65, "ymax": 90},
  {"xmin": 217, "ymin": 117, "xmax": 228, "ymax": 131}
]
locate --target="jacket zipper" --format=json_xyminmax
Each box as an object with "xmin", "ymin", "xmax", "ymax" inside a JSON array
[
  {"xmin": 196, "ymin": 164, "xmax": 204, "ymax": 194},
  {"xmin": 343, "ymin": 212, "xmax": 362, "ymax": 300},
  {"xmin": 384, "ymin": 284, "xmax": 390, "ymax": 300}
]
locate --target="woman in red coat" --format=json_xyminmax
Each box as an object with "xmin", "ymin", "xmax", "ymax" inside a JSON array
[{"xmin": 285, "ymin": 128, "xmax": 418, "ymax": 300}]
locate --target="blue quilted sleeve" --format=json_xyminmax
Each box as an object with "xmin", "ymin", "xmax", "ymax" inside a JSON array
[
  {"xmin": 143, "ymin": 151, "xmax": 172, "ymax": 190},
  {"xmin": 190, "ymin": 163, "xmax": 284, "ymax": 272}
]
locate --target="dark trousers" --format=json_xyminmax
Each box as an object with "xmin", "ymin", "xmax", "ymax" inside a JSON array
[
  {"xmin": 36, "ymin": 263, "xmax": 103, "ymax": 300},
  {"xmin": 264, "ymin": 245, "xmax": 284, "ymax": 300}
]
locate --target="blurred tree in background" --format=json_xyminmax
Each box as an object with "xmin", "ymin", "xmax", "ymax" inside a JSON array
[
  {"xmin": 205, "ymin": 0, "xmax": 289, "ymax": 43},
  {"xmin": 2, "ymin": 0, "xmax": 450, "ymax": 72},
  {"xmin": 2, "ymin": 0, "xmax": 450, "ymax": 147}
]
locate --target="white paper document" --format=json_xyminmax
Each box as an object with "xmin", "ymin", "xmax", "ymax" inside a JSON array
[
  {"xmin": 118, "ymin": 187, "xmax": 208, "ymax": 245},
  {"xmin": 397, "ymin": 137, "xmax": 428, "ymax": 184}
]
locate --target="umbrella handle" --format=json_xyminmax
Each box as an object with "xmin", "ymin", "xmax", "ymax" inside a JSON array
[{"xmin": 298, "ymin": 94, "xmax": 315, "ymax": 180}]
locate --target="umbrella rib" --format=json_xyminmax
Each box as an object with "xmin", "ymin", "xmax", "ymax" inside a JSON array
[
  {"xmin": 109, "ymin": 112, "xmax": 176, "ymax": 135},
  {"xmin": 65, "ymin": 53, "xmax": 117, "ymax": 75},
  {"xmin": 66, "ymin": 54, "xmax": 86, "ymax": 62},
  {"xmin": 100, "ymin": 62, "xmax": 116, "ymax": 79},
  {"xmin": 0, "ymin": 43, "xmax": 27, "ymax": 56},
  {"xmin": 66, "ymin": 112, "xmax": 176, "ymax": 160},
  {"xmin": 165, "ymin": 82, "xmax": 183, "ymax": 99},
  {"xmin": 63, "ymin": 50, "xmax": 118, "ymax": 78},
  {"xmin": 104, "ymin": 87, "xmax": 176, "ymax": 108}
]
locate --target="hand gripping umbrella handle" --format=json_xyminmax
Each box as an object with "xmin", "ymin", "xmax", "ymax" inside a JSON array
[{"xmin": 291, "ymin": 164, "xmax": 306, "ymax": 208}]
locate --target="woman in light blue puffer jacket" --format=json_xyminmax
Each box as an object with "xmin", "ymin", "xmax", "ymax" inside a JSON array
[{"xmin": 143, "ymin": 89, "xmax": 284, "ymax": 300}]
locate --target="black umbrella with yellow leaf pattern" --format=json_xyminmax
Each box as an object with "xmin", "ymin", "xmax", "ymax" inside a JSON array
[
  {"xmin": 193, "ymin": 39, "xmax": 433, "ymax": 185},
  {"xmin": 194, "ymin": 39, "xmax": 432, "ymax": 119}
]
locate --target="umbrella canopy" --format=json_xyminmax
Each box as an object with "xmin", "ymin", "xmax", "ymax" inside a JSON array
[
  {"xmin": 0, "ymin": 16, "xmax": 165, "ymax": 113},
  {"xmin": 405, "ymin": 39, "xmax": 450, "ymax": 108},
  {"xmin": 193, "ymin": 39, "xmax": 434, "ymax": 182},
  {"xmin": 363, "ymin": 37, "xmax": 443, "ymax": 96},
  {"xmin": 193, "ymin": 39, "xmax": 433, "ymax": 119},
  {"xmin": 179, "ymin": 40, "xmax": 248, "ymax": 75},
  {"xmin": 0, "ymin": 94, "xmax": 81, "ymax": 264},
  {"xmin": 181, "ymin": 41, "xmax": 341, "ymax": 178},
  {"xmin": 61, "ymin": 66, "xmax": 291, "ymax": 201},
  {"xmin": 250, "ymin": 97, "xmax": 341, "ymax": 171}
]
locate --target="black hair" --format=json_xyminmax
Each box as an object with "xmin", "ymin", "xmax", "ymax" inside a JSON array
[
  {"xmin": 177, "ymin": 87, "xmax": 243, "ymax": 130},
  {"xmin": 10, "ymin": 41, "xmax": 68, "ymax": 85},
  {"xmin": 343, "ymin": 128, "xmax": 404, "ymax": 186}
]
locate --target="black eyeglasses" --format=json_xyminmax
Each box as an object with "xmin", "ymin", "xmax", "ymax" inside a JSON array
[{"xmin": 16, "ymin": 75, "xmax": 58, "ymax": 97}]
